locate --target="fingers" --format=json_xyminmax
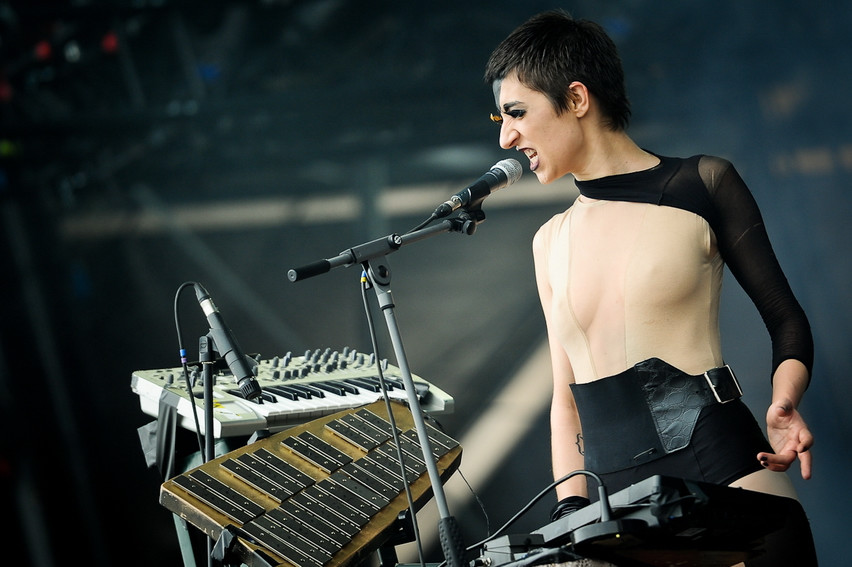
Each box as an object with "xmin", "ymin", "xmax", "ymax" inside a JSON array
[
  {"xmin": 798, "ymin": 446, "xmax": 812, "ymax": 480},
  {"xmin": 758, "ymin": 450, "xmax": 795, "ymax": 472},
  {"xmin": 757, "ymin": 447, "xmax": 813, "ymax": 478}
]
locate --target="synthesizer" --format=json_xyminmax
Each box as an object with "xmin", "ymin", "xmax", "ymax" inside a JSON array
[
  {"xmin": 481, "ymin": 475, "xmax": 790, "ymax": 567},
  {"xmin": 131, "ymin": 347, "xmax": 454, "ymax": 438},
  {"xmin": 159, "ymin": 400, "xmax": 462, "ymax": 567}
]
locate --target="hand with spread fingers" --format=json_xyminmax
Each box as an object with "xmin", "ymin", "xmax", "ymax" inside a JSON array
[{"xmin": 759, "ymin": 400, "xmax": 814, "ymax": 479}]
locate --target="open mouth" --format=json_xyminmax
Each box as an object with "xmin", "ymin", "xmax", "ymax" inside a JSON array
[{"xmin": 522, "ymin": 148, "xmax": 539, "ymax": 171}]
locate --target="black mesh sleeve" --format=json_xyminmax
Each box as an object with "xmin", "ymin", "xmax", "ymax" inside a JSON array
[{"xmin": 699, "ymin": 156, "xmax": 813, "ymax": 383}]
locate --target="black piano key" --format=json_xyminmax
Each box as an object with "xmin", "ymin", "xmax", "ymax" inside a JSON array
[
  {"xmin": 328, "ymin": 471, "xmax": 392, "ymax": 509},
  {"xmin": 343, "ymin": 378, "xmax": 381, "ymax": 392},
  {"xmin": 226, "ymin": 388, "xmax": 276, "ymax": 404},
  {"xmin": 293, "ymin": 383, "xmax": 327, "ymax": 398},
  {"xmin": 360, "ymin": 376, "xmax": 402, "ymax": 390},
  {"xmin": 271, "ymin": 504, "xmax": 351, "ymax": 549},
  {"xmin": 241, "ymin": 519, "xmax": 323, "ymax": 567},
  {"xmin": 250, "ymin": 448, "xmax": 316, "ymax": 489},
  {"xmin": 289, "ymin": 491, "xmax": 361, "ymax": 538},
  {"xmin": 338, "ymin": 414, "xmax": 392, "ymax": 445},
  {"xmin": 262, "ymin": 385, "xmax": 299, "ymax": 400},
  {"xmin": 252, "ymin": 514, "xmax": 332, "ymax": 565},
  {"xmin": 325, "ymin": 419, "xmax": 381, "ymax": 452},
  {"xmin": 265, "ymin": 507, "xmax": 343, "ymax": 555},
  {"xmin": 331, "ymin": 380, "xmax": 360, "ymax": 394},
  {"xmin": 171, "ymin": 472, "xmax": 260, "ymax": 524},
  {"xmin": 316, "ymin": 477, "xmax": 380, "ymax": 516},
  {"xmin": 340, "ymin": 462, "xmax": 401, "ymax": 500},
  {"xmin": 312, "ymin": 381, "xmax": 348, "ymax": 396},
  {"xmin": 220, "ymin": 458, "xmax": 294, "ymax": 503}
]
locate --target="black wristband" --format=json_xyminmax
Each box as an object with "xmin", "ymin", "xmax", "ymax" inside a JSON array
[{"xmin": 550, "ymin": 495, "xmax": 591, "ymax": 522}]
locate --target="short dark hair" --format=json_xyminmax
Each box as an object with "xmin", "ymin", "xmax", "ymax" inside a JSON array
[{"xmin": 484, "ymin": 10, "xmax": 631, "ymax": 131}]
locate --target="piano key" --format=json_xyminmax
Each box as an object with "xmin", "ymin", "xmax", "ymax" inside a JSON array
[
  {"xmin": 343, "ymin": 378, "xmax": 381, "ymax": 392},
  {"xmin": 262, "ymin": 385, "xmax": 300, "ymax": 401},
  {"xmin": 311, "ymin": 381, "xmax": 348, "ymax": 396}
]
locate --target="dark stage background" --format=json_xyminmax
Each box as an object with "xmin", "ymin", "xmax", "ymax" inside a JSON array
[{"xmin": 1, "ymin": 1, "xmax": 850, "ymax": 565}]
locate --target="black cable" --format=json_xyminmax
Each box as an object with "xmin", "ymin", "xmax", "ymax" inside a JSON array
[
  {"xmin": 425, "ymin": 416, "xmax": 492, "ymax": 538},
  {"xmin": 358, "ymin": 269, "xmax": 426, "ymax": 567},
  {"xmin": 174, "ymin": 281, "xmax": 206, "ymax": 459},
  {"xmin": 406, "ymin": 213, "xmax": 438, "ymax": 234},
  {"xmin": 465, "ymin": 469, "xmax": 607, "ymax": 555}
]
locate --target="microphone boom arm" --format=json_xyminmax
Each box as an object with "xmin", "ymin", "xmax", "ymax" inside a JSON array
[{"xmin": 288, "ymin": 216, "xmax": 476, "ymax": 282}]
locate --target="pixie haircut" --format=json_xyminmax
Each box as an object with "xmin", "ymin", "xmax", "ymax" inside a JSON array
[{"xmin": 484, "ymin": 10, "xmax": 631, "ymax": 131}]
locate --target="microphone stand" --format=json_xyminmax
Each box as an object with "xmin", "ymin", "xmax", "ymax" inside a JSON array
[
  {"xmin": 288, "ymin": 213, "xmax": 481, "ymax": 567},
  {"xmin": 199, "ymin": 333, "xmax": 217, "ymax": 567}
]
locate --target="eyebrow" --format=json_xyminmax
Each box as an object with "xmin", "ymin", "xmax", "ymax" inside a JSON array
[{"xmin": 502, "ymin": 101, "xmax": 523, "ymax": 112}]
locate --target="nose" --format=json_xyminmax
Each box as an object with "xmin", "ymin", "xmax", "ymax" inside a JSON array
[{"xmin": 498, "ymin": 121, "xmax": 518, "ymax": 150}]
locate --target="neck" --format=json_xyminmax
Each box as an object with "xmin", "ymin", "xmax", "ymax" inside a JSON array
[{"xmin": 572, "ymin": 130, "xmax": 659, "ymax": 181}]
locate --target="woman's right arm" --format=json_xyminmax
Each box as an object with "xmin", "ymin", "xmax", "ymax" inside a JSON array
[{"xmin": 533, "ymin": 229, "xmax": 588, "ymax": 499}]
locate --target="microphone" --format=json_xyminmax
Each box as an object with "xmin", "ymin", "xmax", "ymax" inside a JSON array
[
  {"xmin": 194, "ymin": 283, "xmax": 261, "ymax": 401},
  {"xmin": 433, "ymin": 158, "xmax": 522, "ymax": 218}
]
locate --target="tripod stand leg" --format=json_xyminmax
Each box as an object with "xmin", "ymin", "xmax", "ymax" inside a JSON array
[{"xmin": 172, "ymin": 514, "xmax": 199, "ymax": 567}]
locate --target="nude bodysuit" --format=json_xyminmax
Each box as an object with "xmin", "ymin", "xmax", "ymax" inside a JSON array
[{"xmin": 534, "ymin": 154, "xmax": 813, "ymax": 385}]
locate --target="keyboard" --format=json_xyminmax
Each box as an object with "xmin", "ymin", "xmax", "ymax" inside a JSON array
[{"xmin": 131, "ymin": 347, "xmax": 454, "ymax": 438}]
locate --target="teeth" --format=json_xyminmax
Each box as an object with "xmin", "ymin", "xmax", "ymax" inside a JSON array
[{"xmin": 523, "ymin": 148, "xmax": 537, "ymax": 158}]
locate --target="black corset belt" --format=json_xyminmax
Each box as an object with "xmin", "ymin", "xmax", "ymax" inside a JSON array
[{"xmin": 570, "ymin": 357, "xmax": 743, "ymax": 473}]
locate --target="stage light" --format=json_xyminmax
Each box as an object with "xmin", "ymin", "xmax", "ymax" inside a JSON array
[
  {"xmin": 101, "ymin": 31, "xmax": 119, "ymax": 54},
  {"xmin": 64, "ymin": 40, "xmax": 81, "ymax": 63},
  {"xmin": 34, "ymin": 40, "xmax": 52, "ymax": 61}
]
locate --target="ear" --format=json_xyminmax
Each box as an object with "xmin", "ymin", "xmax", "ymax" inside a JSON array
[{"xmin": 567, "ymin": 81, "xmax": 590, "ymax": 117}]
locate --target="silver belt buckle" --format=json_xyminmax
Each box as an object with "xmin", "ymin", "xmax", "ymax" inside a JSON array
[{"xmin": 704, "ymin": 365, "xmax": 743, "ymax": 403}]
